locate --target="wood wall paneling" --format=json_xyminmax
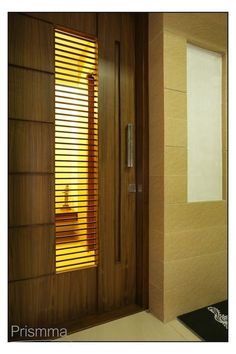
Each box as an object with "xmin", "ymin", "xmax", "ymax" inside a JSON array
[
  {"xmin": 9, "ymin": 120, "xmax": 54, "ymax": 173},
  {"xmin": 9, "ymin": 66, "xmax": 54, "ymax": 122},
  {"xmin": 8, "ymin": 13, "xmax": 54, "ymax": 72},
  {"xmin": 9, "ymin": 275, "xmax": 55, "ymax": 330},
  {"xmin": 53, "ymin": 268, "xmax": 98, "ymax": 326},
  {"xmin": 9, "ymin": 268, "xmax": 97, "ymax": 332},
  {"xmin": 9, "ymin": 225, "xmax": 54, "ymax": 281},
  {"xmin": 25, "ymin": 12, "xmax": 97, "ymax": 36},
  {"xmin": 9, "ymin": 174, "xmax": 54, "ymax": 226}
]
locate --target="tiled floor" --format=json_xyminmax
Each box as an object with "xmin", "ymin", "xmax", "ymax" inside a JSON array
[{"xmin": 56, "ymin": 311, "xmax": 201, "ymax": 341}]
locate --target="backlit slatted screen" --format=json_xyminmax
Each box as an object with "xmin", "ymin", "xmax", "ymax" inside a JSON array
[{"xmin": 54, "ymin": 29, "xmax": 98, "ymax": 273}]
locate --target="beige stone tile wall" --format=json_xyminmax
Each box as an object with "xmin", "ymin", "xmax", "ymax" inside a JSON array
[
  {"xmin": 149, "ymin": 13, "xmax": 165, "ymax": 321},
  {"xmin": 149, "ymin": 12, "xmax": 228, "ymax": 322}
]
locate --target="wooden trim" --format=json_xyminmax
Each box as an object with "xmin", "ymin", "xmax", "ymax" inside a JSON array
[
  {"xmin": 9, "ymin": 63, "xmax": 54, "ymax": 75},
  {"xmin": 135, "ymin": 13, "xmax": 149, "ymax": 309},
  {"xmin": 63, "ymin": 304, "xmax": 142, "ymax": 337},
  {"xmin": 55, "ymin": 24, "xmax": 98, "ymax": 42}
]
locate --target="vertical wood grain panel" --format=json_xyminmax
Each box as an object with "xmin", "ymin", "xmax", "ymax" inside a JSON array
[
  {"xmin": 9, "ymin": 13, "xmax": 54, "ymax": 72},
  {"xmin": 53, "ymin": 269, "xmax": 97, "ymax": 325},
  {"xmin": 9, "ymin": 268, "xmax": 97, "ymax": 331},
  {"xmin": 9, "ymin": 67, "xmax": 54, "ymax": 122},
  {"xmin": 9, "ymin": 174, "xmax": 54, "ymax": 226},
  {"xmin": 98, "ymin": 13, "xmax": 136, "ymax": 311},
  {"xmin": 114, "ymin": 40, "xmax": 121, "ymax": 263},
  {"xmin": 9, "ymin": 225, "xmax": 54, "ymax": 281},
  {"xmin": 25, "ymin": 12, "xmax": 97, "ymax": 36},
  {"xmin": 9, "ymin": 120, "xmax": 54, "ymax": 173},
  {"xmin": 9, "ymin": 276, "xmax": 55, "ymax": 329},
  {"xmin": 98, "ymin": 12, "xmax": 120, "ymax": 311},
  {"xmin": 120, "ymin": 13, "xmax": 136, "ymax": 305}
]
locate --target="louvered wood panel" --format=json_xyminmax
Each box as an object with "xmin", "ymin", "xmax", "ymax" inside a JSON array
[{"xmin": 54, "ymin": 29, "xmax": 99, "ymax": 272}]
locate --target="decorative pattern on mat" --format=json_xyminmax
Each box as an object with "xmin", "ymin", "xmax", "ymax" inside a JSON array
[{"xmin": 207, "ymin": 306, "xmax": 228, "ymax": 329}]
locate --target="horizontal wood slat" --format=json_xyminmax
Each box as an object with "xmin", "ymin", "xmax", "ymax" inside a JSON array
[{"xmin": 55, "ymin": 29, "xmax": 99, "ymax": 273}]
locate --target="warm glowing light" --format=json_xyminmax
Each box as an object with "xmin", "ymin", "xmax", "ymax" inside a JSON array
[{"xmin": 55, "ymin": 29, "xmax": 98, "ymax": 273}]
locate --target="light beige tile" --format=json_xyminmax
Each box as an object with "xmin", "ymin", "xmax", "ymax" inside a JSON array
[
  {"xmin": 164, "ymin": 89, "xmax": 187, "ymax": 120},
  {"xmin": 150, "ymin": 175, "xmax": 164, "ymax": 205},
  {"xmin": 164, "ymin": 147, "xmax": 187, "ymax": 176},
  {"xmin": 165, "ymin": 201, "xmax": 227, "ymax": 232},
  {"xmin": 163, "ymin": 13, "xmax": 227, "ymax": 53},
  {"xmin": 164, "ymin": 272, "xmax": 227, "ymax": 322},
  {"xmin": 149, "ymin": 176, "xmax": 164, "ymax": 233},
  {"xmin": 149, "ymin": 258, "xmax": 164, "ymax": 290},
  {"xmin": 164, "ymin": 251, "xmax": 227, "ymax": 292},
  {"xmin": 165, "ymin": 118, "xmax": 187, "ymax": 147},
  {"xmin": 168, "ymin": 319, "xmax": 201, "ymax": 341},
  {"xmin": 149, "ymin": 24, "xmax": 164, "ymax": 178},
  {"xmin": 149, "ymin": 32, "xmax": 164, "ymax": 98},
  {"xmin": 149, "ymin": 92, "xmax": 164, "ymax": 177},
  {"xmin": 149, "ymin": 283, "xmax": 164, "ymax": 322},
  {"xmin": 149, "ymin": 131, "xmax": 164, "ymax": 175},
  {"xmin": 149, "ymin": 137, "xmax": 164, "ymax": 177},
  {"xmin": 149, "ymin": 230, "xmax": 164, "ymax": 263},
  {"xmin": 57, "ymin": 311, "xmax": 188, "ymax": 341},
  {"xmin": 164, "ymin": 31, "xmax": 186, "ymax": 92},
  {"xmin": 149, "ymin": 84, "xmax": 164, "ymax": 134},
  {"xmin": 165, "ymin": 225, "xmax": 227, "ymax": 261},
  {"xmin": 164, "ymin": 175, "xmax": 187, "ymax": 204},
  {"xmin": 149, "ymin": 13, "xmax": 163, "ymax": 42}
]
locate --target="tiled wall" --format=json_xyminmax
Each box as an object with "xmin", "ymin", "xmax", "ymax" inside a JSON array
[{"xmin": 149, "ymin": 13, "xmax": 227, "ymax": 321}]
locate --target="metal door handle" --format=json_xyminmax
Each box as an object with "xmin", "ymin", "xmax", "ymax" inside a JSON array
[{"xmin": 127, "ymin": 123, "xmax": 134, "ymax": 168}]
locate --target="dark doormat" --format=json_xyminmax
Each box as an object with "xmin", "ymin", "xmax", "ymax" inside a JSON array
[{"xmin": 177, "ymin": 300, "xmax": 228, "ymax": 342}]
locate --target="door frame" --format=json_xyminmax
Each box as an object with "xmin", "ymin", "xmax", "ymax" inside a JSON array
[{"xmin": 134, "ymin": 13, "xmax": 149, "ymax": 310}]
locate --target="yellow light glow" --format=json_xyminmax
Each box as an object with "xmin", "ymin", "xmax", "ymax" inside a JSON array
[{"xmin": 55, "ymin": 29, "xmax": 98, "ymax": 273}]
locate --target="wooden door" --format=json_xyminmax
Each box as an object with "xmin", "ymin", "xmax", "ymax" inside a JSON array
[
  {"xmin": 8, "ymin": 12, "xmax": 141, "ymax": 340},
  {"xmin": 98, "ymin": 13, "xmax": 136, "ymax": 311}
]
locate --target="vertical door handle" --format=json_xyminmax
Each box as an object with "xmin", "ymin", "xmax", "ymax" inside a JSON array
[{"xmin": 127, "ymin": 123, "xmax": 134, "ymax": 168}]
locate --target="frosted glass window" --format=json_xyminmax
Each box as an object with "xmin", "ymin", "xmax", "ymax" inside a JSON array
[{"xmin": 187, "ymin": 44, "xmax": 222, "ymax": 202}]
